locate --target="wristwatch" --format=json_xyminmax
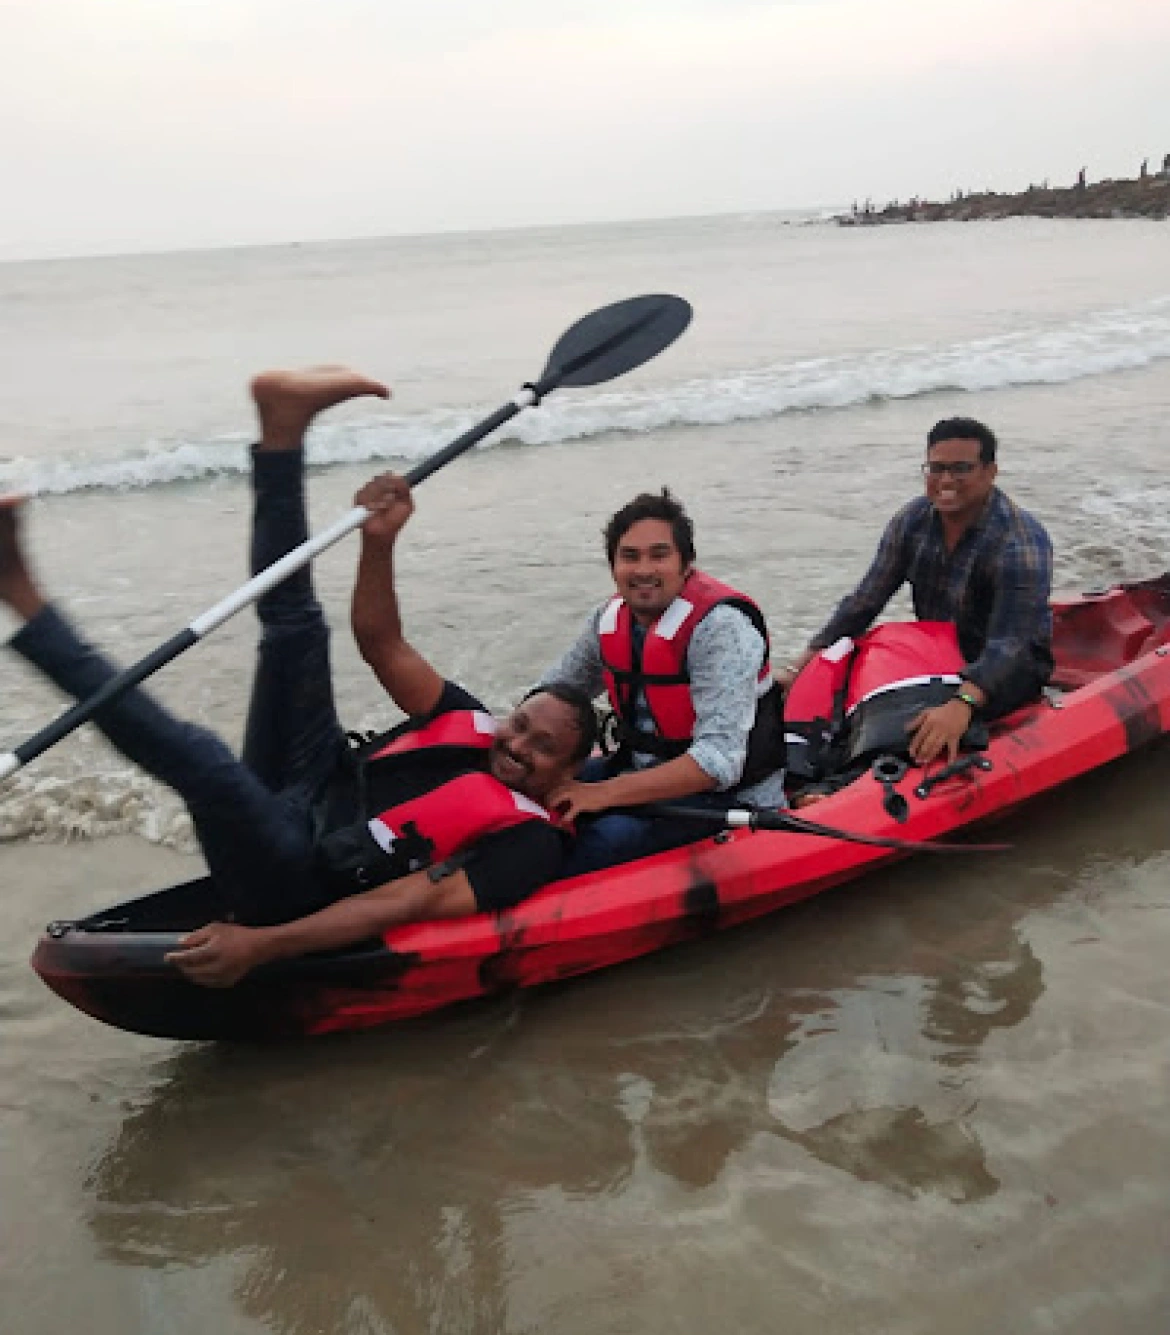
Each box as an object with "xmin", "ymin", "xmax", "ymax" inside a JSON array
[{"xmin": 955, "ymin": 687, "xmax": 980, "ymax": 713}]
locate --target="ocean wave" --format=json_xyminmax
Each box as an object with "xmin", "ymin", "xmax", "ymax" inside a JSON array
[{"xmin": 4, "ymin": 296, "xmax": 1169, "ymax": 497}]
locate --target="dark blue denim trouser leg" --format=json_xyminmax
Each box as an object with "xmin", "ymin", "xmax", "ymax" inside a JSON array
[
  {"xmin": 241, "ymin": 449, "xmax": 346, "ymax": 795},
  {"xmin": 8, "ymin": 450, "xmax": 345, "ymax": 925},
  {"xmin": 560, "ymin": 755, "xmax": 735, "ymax": 878}
]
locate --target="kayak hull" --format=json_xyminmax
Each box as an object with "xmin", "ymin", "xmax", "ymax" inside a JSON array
[{"xmin": 30, "ymin": 575, "xmax": 1170, "ymax": 1041}]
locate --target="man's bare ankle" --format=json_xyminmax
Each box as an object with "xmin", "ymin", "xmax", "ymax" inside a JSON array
[{"xmin": 255, "ymin": 421, "xmax": 309, "ymax": 453}]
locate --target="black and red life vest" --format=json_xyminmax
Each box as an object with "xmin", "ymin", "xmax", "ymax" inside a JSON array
[
  {"xmin": 314, "ymin": 710, "xmax": 557, "ymax": 893},
  {"xmin": 784, "ymin": 621, "xmax": 972, "ymax": 779},
  {"xmin": 597, "ymin": 569, "xmax": 786, "ymax": 787}
]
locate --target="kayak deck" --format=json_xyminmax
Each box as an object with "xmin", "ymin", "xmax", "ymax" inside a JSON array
[{"xmin": 30, "ymin": 574, "xmax": 1170, "ymax": 1040}]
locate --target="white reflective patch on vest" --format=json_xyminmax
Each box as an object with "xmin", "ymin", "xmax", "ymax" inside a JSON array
[
  {"xmin": 846, "ymin": 673, "xmax": 963, "ymax": 714},
  {"xmin": 784, "ymin": 733, "xmax": 807, "ymax": 746},
  {"xmin": 472, "ymin": 711, "xmax": 497, "ymax": 735},
  {"xmin": 822, "ymin": 637, "xmax": 855, "ymax": 663},
  {"xmin": 655, "ymin": 596, "xmax": 694, "ymax": 641},
  {"xmin": 510, "ymin": 791, "xmax": 552, "ymax": 821},
  {"xmin": 598, "ymin": 597, "xmax": 623, "ymax": 636},
  {"xmin": 367, "ymin": 817, "xmax": 398, "ymax": 853}
]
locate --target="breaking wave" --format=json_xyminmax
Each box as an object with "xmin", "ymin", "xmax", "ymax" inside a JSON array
[
  {"xmin": 0, "ymin": 770, "xmax": 195, "ymax": 851},
  {"xmin": 3, "ymin": 296, "xmax": 1169, "ymax": 497}
]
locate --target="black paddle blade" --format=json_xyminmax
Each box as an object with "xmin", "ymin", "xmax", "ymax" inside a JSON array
[{"xmin": 537, "ymin": 294, "xmax": 692, "ymax": 391}]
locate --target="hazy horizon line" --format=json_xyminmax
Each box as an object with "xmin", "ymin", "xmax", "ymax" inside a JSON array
[{"xmin": 0, "ymin": 202, "xmax": 844, "ymax": 268}]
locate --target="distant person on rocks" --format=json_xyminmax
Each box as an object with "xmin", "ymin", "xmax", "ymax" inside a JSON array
[
  {"xmin": 1140, "ymin": 159, "xmax": 1148, "ymax": 179},
  {"xmin": 1162, "ymin": 152, "xmax": 1170, "ymax": 177},
  {"xmin": 777, "ymin": 418, "xmax": 1053, "ymax": 766},
  {"xmin": 1077, "ymin": 167, "xmax": 1087, "ymax": 190},
  {"xmin": 0, "ymin": 369, "xmax": 596, "ymax": 987}
]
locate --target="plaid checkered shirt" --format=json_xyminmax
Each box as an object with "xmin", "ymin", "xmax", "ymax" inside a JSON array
[{"xmin": 811, "ymin": 488, "xmax": 1054, "ymax": 704}]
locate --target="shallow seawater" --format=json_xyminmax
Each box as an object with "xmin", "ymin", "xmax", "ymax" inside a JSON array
[{"xmin": 1, "ymin": 214, "xmax": 1169, "ymax": 1332}]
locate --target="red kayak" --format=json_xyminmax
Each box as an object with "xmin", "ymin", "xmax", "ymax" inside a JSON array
[{"xmin": 31, "ymin": 573, "xmax": 1170, "ymax": 1041}]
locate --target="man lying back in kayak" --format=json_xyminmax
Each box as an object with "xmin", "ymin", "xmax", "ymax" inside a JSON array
[
  {"xmin": 538, "ymin": 488, "xmax": 787, "ymax": 874},
  {"xmin": 0, "ymin": 368, "xmax": 595, "ymax": 988},
  {"xmin": 777, "ymin": 417, "xmax": 1053, "ymax": 765}
]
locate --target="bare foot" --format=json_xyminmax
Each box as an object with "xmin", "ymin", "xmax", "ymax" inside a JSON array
[
  {"xmin": 0, "ymin": 495, "xmax": 45, "ymax": 621},
  {"xmin": 250, "ymin": 366, "xmax": 390, "ymax": 451}
]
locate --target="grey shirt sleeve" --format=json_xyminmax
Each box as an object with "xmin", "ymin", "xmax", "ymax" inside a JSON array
[
  {"xmin": 685, "ymin": 605, "xmax": 767, "ymax": 790},
  {"xmin": 537, "ymin": 606, "xmax": 607, "ymax": 700}
]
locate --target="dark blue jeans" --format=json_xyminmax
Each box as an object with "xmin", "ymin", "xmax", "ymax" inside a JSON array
[
  {"xmin": 561, "ymin": 755, "xmax": 737, "ymax": 878},
  {"xmin": 10, "ymin": 451, "xmax": 346, "ymax": 925}
]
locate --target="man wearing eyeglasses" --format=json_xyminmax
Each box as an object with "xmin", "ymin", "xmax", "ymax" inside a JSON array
[{"xmin": 778, "ymin": 417, "xmax": 1053, "ymax": 765}]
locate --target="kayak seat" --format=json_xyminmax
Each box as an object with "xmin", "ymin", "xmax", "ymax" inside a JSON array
[
  {"xmin": 1050, "ymin": 589, "xmax": 1157, "ymax": 689},
  {"xmin": 1126, "ymin": 574, "xmax": 1170, "ymax": 636}
]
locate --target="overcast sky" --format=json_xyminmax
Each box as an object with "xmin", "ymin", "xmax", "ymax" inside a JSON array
[{"xmin": 2, "ymin": 0, "xmax": 1166, "ymax": 259}]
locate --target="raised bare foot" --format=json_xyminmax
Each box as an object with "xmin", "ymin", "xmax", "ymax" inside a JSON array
[
  {"xmin": 0, "ymin": 495, "xmax": 45, "ymax": 620},
  {"xmin": 250, "ymin": 366, "xmax": 390, "ymax": 451}
]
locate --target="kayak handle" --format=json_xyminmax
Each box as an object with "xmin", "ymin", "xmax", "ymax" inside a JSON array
[{"xmin": 914, "ymin": 754, "xmax": 993, "ymax": 800}]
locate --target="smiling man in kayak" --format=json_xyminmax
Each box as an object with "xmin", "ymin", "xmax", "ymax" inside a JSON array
[
  {"xmin": 0, "ymin": 369, "xmax": 595, "ymax": 988},
  {"xmin": 539, "ymin": 488, "xmax": 787, "ymax": 874},
  {"xmin": 779, "ymin": 418, "xmax": 1053, "ymax": 765}
]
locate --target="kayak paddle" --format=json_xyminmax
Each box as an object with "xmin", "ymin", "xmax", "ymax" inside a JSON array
[{"xmin": 641, "ymin": 803, "xmax": 1010, "ymax": 854}]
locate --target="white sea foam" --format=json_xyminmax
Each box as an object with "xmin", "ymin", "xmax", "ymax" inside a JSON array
[
  {"xmin": 0, "ymin": 771, "xmax": 195, "ymax": 851},
  {"xmin": 3, "ymin": 297, "xmax": 1168, "ymax": 498}
]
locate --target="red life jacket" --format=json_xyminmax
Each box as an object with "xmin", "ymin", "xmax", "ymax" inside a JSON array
[
  {"xmin": 315, "ymin": 710, "xmax": 557, "ymax": 893},
  {"xmin": 367, "ymin": 770, "xmax": 553, "ymax": 866},
  {"xmin": 366, "ymin": 708, "xmax": 499, "ymax": 763},
  {"xmin": 598, "ymin": 569, "xmax": 775, "ymax": 746},
  {"xmin": 785, "ymin": 622, "xmax": 967, "ymax": 779},
  {"xmin": 365, "ymin": 710, "xmax": 553, "ymax": 857}
]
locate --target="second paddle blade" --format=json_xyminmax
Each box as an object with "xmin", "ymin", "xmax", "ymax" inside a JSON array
[{"xmin": 539, "ymin": 293, "xmax": 692, "ymax": 389}]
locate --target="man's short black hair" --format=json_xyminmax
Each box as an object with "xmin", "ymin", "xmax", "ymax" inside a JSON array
[
  {"xmin": 603, "ymin": 488, "xmax": 696, "ymax": 567},
  {"xmin": 926, "ymin": 417, "xmax": 998, "ymax": 464},
  {"xmin": 524, "ymin": 684, "xmax": 598, "ymax": 766}
]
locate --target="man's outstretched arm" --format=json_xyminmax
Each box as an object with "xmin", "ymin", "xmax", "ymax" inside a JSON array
[
  {"xmin": 350, "ymin": 473, "xmax": 445, "ymax": 717},
  {"xmin": 165, "ymin": 867, "xmax": 478, "ymax": 987}
]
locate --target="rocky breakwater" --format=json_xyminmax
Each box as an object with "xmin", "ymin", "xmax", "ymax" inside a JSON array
[{"xmin": 839, "ymin": 172, "xmax": 1170, "ymax": 225}]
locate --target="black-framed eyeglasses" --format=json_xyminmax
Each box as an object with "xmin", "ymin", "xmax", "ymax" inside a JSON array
[{"xmin": 922, "ymin": 460, "xmax": 981, "ymax": 478}]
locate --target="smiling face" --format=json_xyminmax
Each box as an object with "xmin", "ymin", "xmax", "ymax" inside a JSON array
[
  {"xmin": 923, "ymin": 436, "xmax": 997, "ymax": 521},
  {"xmin": 489, "ymin": 692, "xmax": 584, "ymax": 802},
  {"xmin": 610, "ymin": 517, "xmax": 692, "ymax": 624}
]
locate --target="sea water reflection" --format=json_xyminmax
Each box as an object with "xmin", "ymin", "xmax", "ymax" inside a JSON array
[{"xmin": 80, "ymin": 747, "xmax": 1170, "ymax": 1332}]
